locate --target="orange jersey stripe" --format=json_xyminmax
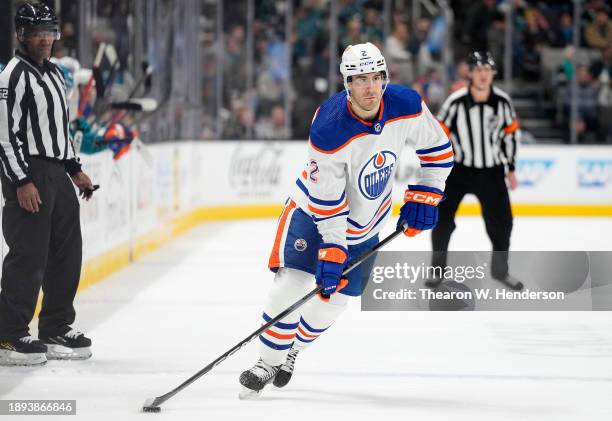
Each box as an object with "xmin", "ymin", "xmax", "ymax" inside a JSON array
[
  {"xmin": 346, "ymin": 99, "xmax": 385, "ymax": 126},
  {"xmin": 310, "ymin": 132, "xmax": 368, "ymax": 155},
  {"xmin": 419, "ymin": 150, "xmax": 454, "ymax": 162},
  {"xmin": 308, "ymin": 200, "xmax": 348, "ymax": 216},
  {"xmin": 386, "ymin": 111, "xmax": 423, "ymax": 124},
  {"xmin": 346, "ymin": 197, "xmax": 392, "ymax": 235},
  {"xmin": 268, "ymin": 200, "xmax": 297, "ymax": 269},
  {"xmin": 309, "ymin": 107, "xmax": 422, "ymax": 155}
]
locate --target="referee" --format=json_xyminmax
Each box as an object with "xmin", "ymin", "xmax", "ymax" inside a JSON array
[
  {"xmin": 0, "ymin": 3, "xmax": 95, "ymax": 366},
  {"xmin": 429, "ymin": 51, "xmax": 523, "ymax": 290}
]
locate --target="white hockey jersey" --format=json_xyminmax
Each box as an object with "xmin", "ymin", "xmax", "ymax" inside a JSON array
[{"xmin": 290, "ymin": 84, "xmax": 454, "ymax": 247}]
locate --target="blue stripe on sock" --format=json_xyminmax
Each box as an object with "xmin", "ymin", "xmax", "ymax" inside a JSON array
[
  {"xmin": 262, "ymin": 313, "xmax": 299, "ymax": 330},
  {"xmin": 295, "ymin": 334, "xmax": 315, "ymax": 343},
  {"xmin": 299, "ymin": 317, "xmax": 328, "ymax": 334},
  {"xmin": 259, "ymin": 335, "xmax": 293, "ymax": 350}
]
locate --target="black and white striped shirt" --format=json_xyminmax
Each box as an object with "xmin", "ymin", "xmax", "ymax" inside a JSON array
[
  {"xmin": 437, "ymin": 86, "xmax": 520, "ymax": 171},
  {"xmin": 0, "ymin": 50, "xmax": 81, "ymax": 186}
]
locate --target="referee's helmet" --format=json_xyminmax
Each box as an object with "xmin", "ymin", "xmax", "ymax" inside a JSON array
[
  {"xmin": 15, "ymin": 2, "xmax": 61, "ymax": 40},
  {"xmin": 467, "ymin": 51, "xmax": 496, "ymax": 71}
]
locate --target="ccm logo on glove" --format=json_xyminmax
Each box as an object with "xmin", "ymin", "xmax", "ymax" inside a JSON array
[
  {"xmin": 397, "ymin": 185, "xmax": 444, "ymax": 237},
  {"xmin": 404, "ymin": 190, "xmax": 442, "ymax": 205}
]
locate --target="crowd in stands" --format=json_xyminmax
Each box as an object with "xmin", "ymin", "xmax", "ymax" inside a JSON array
[
  {"xmin": 34, "ymin": 0, "xmax": 611, "ymax": 143},
  {"xmin": 216, "ymin": 0, "xmax": 610, "ymax": 142}
]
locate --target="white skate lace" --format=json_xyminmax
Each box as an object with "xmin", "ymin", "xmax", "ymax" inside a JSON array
[
  {"xmin": 251, "ymin": 360, "xmax": 278, "ymax": 381},
  {"xmin": 282, "ymin": 348, "xmax": 299, "ymax": 372},
  {"xmin": 19, "ymin": 336, "xmax": 35, "ymax": 344},
  {"xmin": 65, "ymin": 329, "xmax": 83, "ymax": 339}
]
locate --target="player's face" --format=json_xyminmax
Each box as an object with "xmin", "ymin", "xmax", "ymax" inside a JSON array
[
  {"xmin": 469, "ymin": 65, "xmax": 495, "ymax": 90},
  {"xmin": 349, "ymin": 72, "xmax": 384, "ymax": 111}
]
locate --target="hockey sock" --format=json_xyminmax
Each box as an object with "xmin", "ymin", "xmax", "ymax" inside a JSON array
[
  {"xmin": 293, "ymin": 291, "xmax": 349, "ymax": 350},
  {"xmin": 259, "ymin": 268, "xmax": 313, "ymax": 366}
]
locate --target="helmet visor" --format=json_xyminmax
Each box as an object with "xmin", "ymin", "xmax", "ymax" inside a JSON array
[{"xmin": 21, "ymin": 25, "xmax": 61, "ymax": 41}]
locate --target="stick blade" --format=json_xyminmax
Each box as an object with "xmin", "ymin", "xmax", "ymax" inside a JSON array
[
  {"xmin": 111, "ymin": 99, "xmax": 158, "ymax": 112},
  {"xmin": 131, "ymin": 98, "xmax": 158, "ymax": 112},
  {"xmin": 142, "ymin": 398, "xmax": 162, "ymax": 413}
]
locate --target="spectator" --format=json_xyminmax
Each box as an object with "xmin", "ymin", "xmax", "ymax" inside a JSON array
[
  {"xmin": 362, "ymin": 3, "xmax": 384, "ymax": 45},
  {"xmin": 520, "ymin": 37, "xmax": 542, "ymax": 81},
  {"xmin": 407, "ymin": 17, "xmax": 430, "ymax": 57},
  {"xmin": 255, "ymin": 105, "xmax": 290, "ymax": 139},
  {"xmin": 58, "ymin": 22, "xmax": 77, "ymax": 57},
  {"xmin": 224, "ymin": 25, "xmax": 247, "ymax": 102},
  {"xmin": 523, "ymin": 4, "xmax": 551, "ymax": 46},
  {"xmin": 223, "ymin": 97, "xmax": 255, "ymax": 139},
  {"xmin": 426, "ymin": 15, "xmax": 447, "ymax": 60},
  {"xmin": 294, "ymin": 0, "xmax": 325, "ymax": 61},
  {"xmin": 451, "ymin": 60, "xmax": 470, "ymax": 92},
  {"xmin": 338, "ymin": 0, "xmax": 361, "ymax": 24},
  {"xmin": 385, "ymin": 21, "xmax": 410, "ymax": 61},
  {"xmin": 384, "ymin": 21, "xmax": 413, "ymax": 84},
  {"xmin": 420, "ymin": 67, "xmax": 446, "ymax": 111},
  {"xmin": 590, "ymin": 45, "xmax": 612, "ymax": 80},
  {"xmin": 341, "ymin": 17, "xmax": 366, "ymax": 51},
  {"xmin": 463, "ymin": 0, "xmax": 498, "ymax": 51},
  {"xmin": 549, "ymin": 12, "xmax": 574, "ymax": 47},
  {"xmin": 584, "ymin": 9, "xmax": 612, "ymax": 50},
  {"xmin": 559, "ymin": 45, "xmax": 576, "ymax": 83},
  {"xmin": 566, "ymin": 66, "xmax": 600, "ymax": 142},
  {"xmin": 487, "ymin": 12, "xmax": 506, "ymax": 75},
  {"xmin": 408, "ymin": 17, "xmax": 434, "ymax": 75},
  {"xmin": 596, "ymin": 54, "xmax": 612, "ymax": 142}
]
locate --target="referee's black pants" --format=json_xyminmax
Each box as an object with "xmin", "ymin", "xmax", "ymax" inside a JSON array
[
  {"xmin": 431, "ymin": 163, "xmax": 513, "ymax": 279},
  {"xmin": 0, "ymin": 158, "xmax": 82, "ymax": 340}
]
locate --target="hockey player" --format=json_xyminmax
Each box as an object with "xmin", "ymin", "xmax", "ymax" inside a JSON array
[{"xmin": 237, "ymin": 42, "xmax": 453, "ymax": 398}]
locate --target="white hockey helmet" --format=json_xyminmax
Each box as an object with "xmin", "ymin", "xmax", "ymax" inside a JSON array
[{"xmin": 340, "ymin": 42, "xmax": 388, "ymax": 94}]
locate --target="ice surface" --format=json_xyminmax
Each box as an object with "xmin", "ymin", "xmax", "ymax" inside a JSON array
[{"xmin": 1, "ymin": 217, "xmax": 611, "ymax": 420}]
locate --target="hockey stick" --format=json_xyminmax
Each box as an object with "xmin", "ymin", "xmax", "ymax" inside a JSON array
[
  {"xmin": 110, "ymin": 98, "xmax": 158, "ymax": 112},
  {"xmin": 106, "ymin": 63, "xmax": 153, "ymax": 121},
  {"xmin": 95, "ymin": 43, "xmax": 118, "ymax": 100},
  {"xmin": 78, "ymin": 43, "xmax": 117, "ymax": 117},
  {"xmin": 141, "ymin": 226, "xmax": 405, "ymax": 413}
]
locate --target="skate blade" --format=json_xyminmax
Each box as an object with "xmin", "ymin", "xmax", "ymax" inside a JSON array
[
  {"xmin": 238, "ymin": 387, "xmax": 263, "ymax": 400},
  {"xmin": 0, "ymin": 350, "xmax": 47, "ymax": 366},
  {"xmin": 46, "ymin": 344, "xmax": 92, "ymax": 360}
]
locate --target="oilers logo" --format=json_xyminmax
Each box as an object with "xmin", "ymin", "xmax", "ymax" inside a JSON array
[{"xmin": 358, "ymin": 151, "xmax": 396, "ymax": 200}]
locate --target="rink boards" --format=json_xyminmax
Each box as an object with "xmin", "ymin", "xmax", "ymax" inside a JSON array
[{"xmin": 1, "ymin": 140, "xmax": 611, "ymax": 298}]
